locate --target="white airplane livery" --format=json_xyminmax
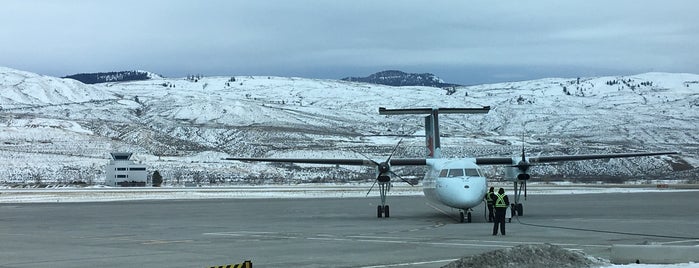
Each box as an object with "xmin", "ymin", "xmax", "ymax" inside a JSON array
[{"xmin": 226, "ymin": 107, "xmax": 677, "ymax": 223}]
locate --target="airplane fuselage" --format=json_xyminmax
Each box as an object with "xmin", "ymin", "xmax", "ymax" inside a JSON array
[{"xmin": 422, "ymin": 158, "xmax": 488, "ymax": 210}]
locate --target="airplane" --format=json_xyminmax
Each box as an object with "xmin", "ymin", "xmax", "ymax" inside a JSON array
[{"xmin": 225, "ymin": 107, "xmax": 678, "ymax": 223}]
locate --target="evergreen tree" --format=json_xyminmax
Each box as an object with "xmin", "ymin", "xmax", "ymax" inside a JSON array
[{"xmin": 152, "ymin": 170, "xmax": 163, "ymax": 187}]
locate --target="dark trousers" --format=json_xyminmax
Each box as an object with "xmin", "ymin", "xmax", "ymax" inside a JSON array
[
  {"xmin": 487, "ymin": 204, "xmax": 494, "ymax": 222},
  {"xmin": 493, "ymin": 207, "xmax": 507, "ymax": 235}
]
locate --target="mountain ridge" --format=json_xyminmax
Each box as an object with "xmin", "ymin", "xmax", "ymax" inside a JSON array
[
  {"xmin": 63, "ymin": 70, "xmax": 164, "ymax": 84},
  {"xmin": 341, "ymin": 70, "xmax": 460, "ymax": 88}
]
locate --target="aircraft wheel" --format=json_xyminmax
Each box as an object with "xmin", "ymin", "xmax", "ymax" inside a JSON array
[
  {"xmin": 384, "ymin": 205, "xmax": 390, "ymax": 218},
  {"xmin": 459, "ymin": 211, "xmax": 465, "ymax": 223},
  {"xmin": 377, "ymin": 205, "xmax": 383, "ymax": 218},
  {"xmin": 467, "ymin": 212, "xmax": 472, "ymax": 223},
  {"xmin": 515, "ymin": 204, "xmax": 523, "ymax": 216}
]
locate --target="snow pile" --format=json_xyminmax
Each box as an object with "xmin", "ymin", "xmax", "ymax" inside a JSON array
[{"xmin": 442, "ymin": 244, "xmax": 603, "ymax": 268}]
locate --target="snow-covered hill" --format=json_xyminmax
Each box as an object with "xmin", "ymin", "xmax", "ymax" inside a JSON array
[{"xmin": 0, "ymin": 67, "xmax": 696, "ymax": 185}]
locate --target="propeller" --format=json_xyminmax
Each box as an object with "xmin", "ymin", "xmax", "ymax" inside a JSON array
[
  {"xmin": 514, "ymin": 129, "xmax": 532, "ymax": 173},
  {"xmin": 515, "ymin": 146, "xmax": 531, "ymax": 173},
  {"xmin": 512, "ymin": 145, "xmax": 531, "ymax": 200},
  {"xmin": 363, "ymin": 139, "xmax": 416, "ymax": 196}
]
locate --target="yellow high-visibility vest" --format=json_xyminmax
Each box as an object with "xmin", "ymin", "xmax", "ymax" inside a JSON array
[{"xmin": 495, "ymin": 193, "xmax": 508, "ymax": 208}]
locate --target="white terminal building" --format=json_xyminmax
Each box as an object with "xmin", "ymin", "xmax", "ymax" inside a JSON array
[{"xmin": 105, "ymin": 152, "xmax": 148, "ymax": 187}]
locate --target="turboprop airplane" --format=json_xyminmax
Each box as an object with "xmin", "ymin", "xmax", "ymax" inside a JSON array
[{"xmin": 225, "ymin": 107, "xmax": 678, "ymax": 223}]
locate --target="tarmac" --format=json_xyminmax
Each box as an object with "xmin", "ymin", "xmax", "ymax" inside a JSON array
[{"xmin": 1, "ymin": 190, "xmax": 698, "ymax": 268}]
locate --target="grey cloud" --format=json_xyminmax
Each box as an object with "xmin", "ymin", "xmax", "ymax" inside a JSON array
[{"xmin": 0, "ymin": 0, "xmax": 697, "ymax": 84}]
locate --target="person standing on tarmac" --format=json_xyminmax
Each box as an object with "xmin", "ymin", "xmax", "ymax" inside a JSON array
[
  {"xmin": 492, "ymin": 188, "xmax": 510, "ymax": 236},
  {"xmin": 485, "ymin": 187, "xmax": 495, "ymax": 222}
]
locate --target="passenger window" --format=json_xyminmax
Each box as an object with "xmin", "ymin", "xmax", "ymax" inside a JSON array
[{"xmin": 448, "ymin": 169, "xmax": 464, "ymax": 177}]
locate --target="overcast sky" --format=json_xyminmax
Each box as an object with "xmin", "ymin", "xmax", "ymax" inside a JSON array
[{"xmin": 1, "ymin": 0, "xmax": 697, "ymax": 85}]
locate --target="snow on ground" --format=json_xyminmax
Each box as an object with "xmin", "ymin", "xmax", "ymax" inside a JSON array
[
  {"xmin": 0, "ymin": 183, "xmax": 416, "ymax": 203},
  {"xmin": 1, "ymin": 183, "xmax": 697, "ymax": 203}
]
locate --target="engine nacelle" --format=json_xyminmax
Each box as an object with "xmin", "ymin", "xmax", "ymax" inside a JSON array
[
  {"xmin": 503, "ymin": 158, "xmax": 530, "ymax": 181},
  {"xmin": 504, "ymin": 166, "xmax": 526, "ymax": 181}
]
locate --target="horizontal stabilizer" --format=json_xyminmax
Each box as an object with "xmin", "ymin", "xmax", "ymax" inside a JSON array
[{"xmin": 379, "ymin": 106, "xmax": 490, "ymax": 115}]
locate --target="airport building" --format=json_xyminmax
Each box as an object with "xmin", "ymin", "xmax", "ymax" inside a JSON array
[{"xmin": 104, "ymin": 152, "xmax": 148, "ymax": 187}]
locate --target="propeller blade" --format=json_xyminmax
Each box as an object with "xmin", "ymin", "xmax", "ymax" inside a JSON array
[
  {"xmin": 350, "ymin": 149, "xmax": 380, "ymax": 166},
  {"xmin": 386, "ymin": 138, "xmax": 403, "ymax": 162},
  {"xmin": 366, "ymin": 178, "xmax": 378, "ymax": 196},
  {"xmin": 390, "ymin": 171, "xmax": 415, "ymax": 186}
]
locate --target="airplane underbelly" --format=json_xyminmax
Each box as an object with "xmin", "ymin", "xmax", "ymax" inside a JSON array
[{"xmin": 423, "ymin": 177, "xmax": 487, "ymax": 210}]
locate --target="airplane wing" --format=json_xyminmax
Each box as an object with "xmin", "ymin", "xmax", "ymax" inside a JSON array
[
  {"xmin": 224, "ymin": 157, "xmax": 428, "ymax": 166},
  {"xmin": 475, "ymin": 151, "xmax": 678, "ymax": 165},
  {"xmin": 225, "ymin": 157, "xmax": 429, "ymax": 187},
  {"xmin": 226, "ymin": 158, "xmax": 372, "ymax": 165},
  {"xmin": 228, "ymin": 151, "xmax": 677, "ymax": 166}
]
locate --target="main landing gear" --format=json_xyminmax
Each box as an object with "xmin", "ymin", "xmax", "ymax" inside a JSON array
[
  {"xmin": 512, "ymin": 203, "xmax": 523, "ymax": 217},
  {"xmin": 459, "ymin": 209, "xmax": 472, "ymax": 223},
  {"xmin": 512, "ymin": 180, "xmax": 526, "ymax": 219},
  {"xmin": 377, "ymin": 205, "xmax": 390, "ymax": 218},
  {"xmin": 376, "ymin": 176, "xmax": 391, "ymax": 218}
]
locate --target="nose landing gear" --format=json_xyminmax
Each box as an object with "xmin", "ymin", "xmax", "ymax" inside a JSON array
[{"xmin": 459, "ymin": 209, "xmax": 472, "ymax": 223}]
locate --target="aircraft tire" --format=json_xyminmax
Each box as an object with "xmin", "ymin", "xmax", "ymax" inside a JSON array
[
  {"xmin": 467, "ymin": 212, "xmax": 472, "ymax": 223},
  {"xmin": 459, "ymin": 211, "xmax": 465, "ymax": 223},
  {"xmin": 377, "ymin": 205, "xmax": 383, "ymax": 218},
  {"xmin": 384, "ymin": 205, "xmax": 390, "ymax": 218},
  {"xmin": 516, "ymin": 204, "xmax": 523, "ymax": 216}
]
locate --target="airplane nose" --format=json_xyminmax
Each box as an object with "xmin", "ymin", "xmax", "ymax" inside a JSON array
[{"xmin": 436, "ymin": 177, "xmax": 486, "ymax": 209}]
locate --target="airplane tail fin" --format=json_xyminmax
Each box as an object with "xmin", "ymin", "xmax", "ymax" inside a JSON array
[
  {"xmin": 424, "ymin": 110, "xmax": 441, "ymax": 158},
  {"xmin": 379, "ymin": 107, "xmax": 490, "ymax": 159}
]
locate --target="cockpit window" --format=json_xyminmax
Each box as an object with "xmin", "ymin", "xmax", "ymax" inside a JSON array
[
  {"xmin": 439, "ymin": 168, "xmax": 482, "ymax": 177},
  {"xmin": 465, "ymin": 169, "xmax": 480, "ymax": 176},
  {"xmin": 447, "ymin": 169, "xmax": 464, "ymax": 177}
]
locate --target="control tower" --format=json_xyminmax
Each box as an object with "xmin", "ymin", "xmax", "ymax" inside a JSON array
[{"xmin": 105, "ymin": 152, "xmax": 148, "ymax": 187}]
